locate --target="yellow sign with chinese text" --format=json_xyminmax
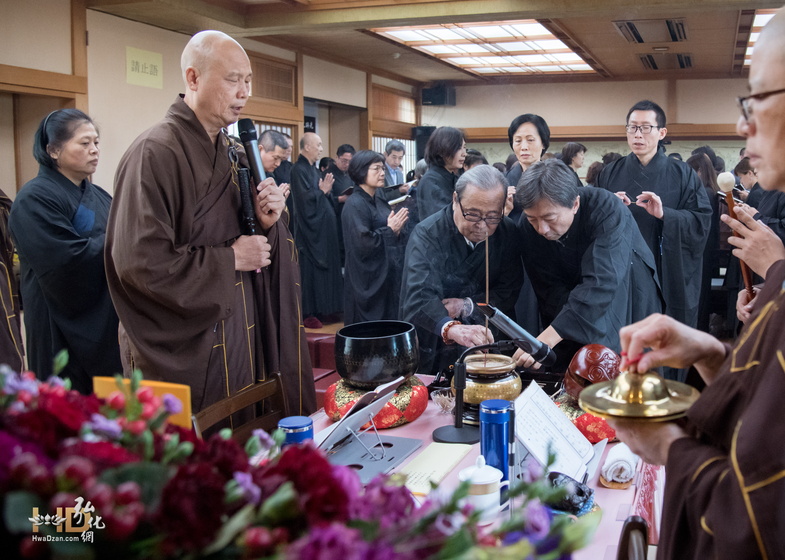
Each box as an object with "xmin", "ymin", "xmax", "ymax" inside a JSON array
[{"xmin": 126, "ymin": 47, "xmax": 163, "ymax": 89}]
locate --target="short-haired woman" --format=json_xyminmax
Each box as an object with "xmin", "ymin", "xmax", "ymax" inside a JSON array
[
  {"xmin": 416, "ymin": 127, "xmax": 466, "ymax": 221},
  {"xmin": 342, "ymin": 150, "xmax": 410, "ymax": 324},
  {"xmin": 560, "ymin": 142, "xmax": 587, "ymax": 187}
]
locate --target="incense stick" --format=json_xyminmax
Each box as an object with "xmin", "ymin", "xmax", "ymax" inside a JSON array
[{"xmin": 484, "ymin": 233, "xmax": 490, "ymax": 365}]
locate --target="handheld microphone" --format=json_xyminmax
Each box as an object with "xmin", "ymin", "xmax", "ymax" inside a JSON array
[
  {"xmin": 476, "ymin": 303, "xmax": 557, "ymax": 367},
  {"xmin": 237, "ymin": 118, "xmax": 265, "ymax": 187},
  {"xmin": 237, "ymin": 168, "xmax": 257, "ymax": 236}
]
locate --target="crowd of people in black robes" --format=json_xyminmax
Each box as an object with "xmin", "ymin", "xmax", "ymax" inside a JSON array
[{"xmin": 4, "ymin": 98, "xmax": 767, "ymax": 391}]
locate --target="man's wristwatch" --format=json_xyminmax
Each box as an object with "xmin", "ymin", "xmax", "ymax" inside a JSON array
[{"xmin": 461, "ymin": 297, "xmax": 474, "ymax": 318}]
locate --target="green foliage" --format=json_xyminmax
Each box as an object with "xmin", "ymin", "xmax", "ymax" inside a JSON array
[{"xmin": 53, "ymin": 349, "xmax": 69, "ymax": 376}]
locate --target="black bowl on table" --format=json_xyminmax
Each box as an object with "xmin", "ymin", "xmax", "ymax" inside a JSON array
[{"xmin": 334, "ymin": 321, "xmax": 419, "ymax": 388}]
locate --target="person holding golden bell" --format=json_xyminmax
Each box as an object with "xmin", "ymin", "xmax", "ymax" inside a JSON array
[{"xmin": 606, "ymin": 8, "xmax": 785, "ymax": 559}]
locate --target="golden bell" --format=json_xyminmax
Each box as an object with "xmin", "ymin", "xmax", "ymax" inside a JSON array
[{"xmin": 579, "ymin": 370, "xmax": 699, "ymax": 421}]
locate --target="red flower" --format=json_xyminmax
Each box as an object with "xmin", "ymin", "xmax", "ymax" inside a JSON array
[
  {"xmin": 192, "ymin": 435, "xmax": 249, "ymax": 479},
  {"xmin": 164, "ymin": 423, "xmax": 203, "ymax": 448},
  {"xmin": 256, "ymin": 444, "xmax": 351, "ymax": 526},
  {"xmin": 0, "ymin": 430, "xmax": 52, "ymax": 489},
  {"xmin": 3, "ymin": 409, "xmax": 72, "ymax": 455},
  {"xmin": 157, "ymin": 462, "xmax": 226, "ymax": 551},
  {"xmin": 38, "ymin": 389, "xmax": 101, "ymax": 432},
  {"xmin": 60, "ymin": 440, "xmax": 140, "ymax": 471}
]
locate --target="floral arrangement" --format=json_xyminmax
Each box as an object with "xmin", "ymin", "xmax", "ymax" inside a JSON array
[{"xmin": 0, "ymin": 364, "xmax": 598, "ymax": 559}]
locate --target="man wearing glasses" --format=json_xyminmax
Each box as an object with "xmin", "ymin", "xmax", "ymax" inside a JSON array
[
  {"xmin": 608, "ymin": 10, "xmax": 785, "ymax": 558},
  {"xmin": 597, "ymin": 100, "xmax": 712, "ymax": 381},
  {"xmin": 513, "ymin": 159, "xmax": 662, "ymax": 372},
  {"xmin": 400, "ymin": 165, "xmax": 523, "ymax": 375}
]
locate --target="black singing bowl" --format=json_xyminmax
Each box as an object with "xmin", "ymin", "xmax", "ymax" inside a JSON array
[{"xmin": 334, "ymin": 321, "xmax": 419, "ymax": 388}]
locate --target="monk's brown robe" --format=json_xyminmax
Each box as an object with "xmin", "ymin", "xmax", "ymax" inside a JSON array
[
  {"xmin": 0, "ymin": 190, "xmax": 23, "ymax": 371},
  {"xmin": 106, "ymin": 96, "xmax": 315, "ymax": 415},
  {"xmin": 659, "ymin": 259, "xmax": 785, "ymax": 559}
]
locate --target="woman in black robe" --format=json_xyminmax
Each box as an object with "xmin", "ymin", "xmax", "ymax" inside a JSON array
[
  {"xmin": 342, "ymin": 151, "xmax": 410, "ymax": 325},
  {"xmin": 8, "ymin": 109, "xmax": 121, "ymax": 393},
  {"xmin": 687, "ymin": 153, "xmax": 721, "ymax": 334},
  {"xmin": 505, "ymin": 113, "xmax": 551, "ymax": 336},
  {"xmin": 416, "ymin": 127, "xmax": 466, "ymax": 221},
  {"xmin": 505, "ymin": 113, "xmax": 551, "ymax": 215},
  {"xmin": 560, "ymin": 142, "xmax": 587, "ymax": 188},
  {"xmin": 736, "ymin": 157, "xmax": 763, "ymax": 207}
]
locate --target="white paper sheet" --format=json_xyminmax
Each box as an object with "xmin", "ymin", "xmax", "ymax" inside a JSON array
[{"xmin": 514, "ymin": 381, "xmax": 594, "ymax": 480}]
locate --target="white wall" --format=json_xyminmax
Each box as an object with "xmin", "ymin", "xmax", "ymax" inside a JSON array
[
  {"xmin": 0, "ymin": 0, "xmax": 72, "ymax": 74},
  {"xmin": 422, "ymin": 79, "xmax": 747, "ymax": 129},
  {"xmin": 372, "ymin": 75, "xmax": 414, "ymax": 95},
  {"xmin": 239, "ymin": 38, "xmax": 296, "ymax": 63},
  {"xmin": 86, "ymin": 10, "xmax": 189, "ymax": 190},
  {"xmin": 303, "ymin": 56, "xmax": 366, "ymax": 108},
  {"xmin": 675, "ymin": 79, "xmax": 746, "ymax": 124},
  {"xmin": 0, "ymin": 94, "xmax": 15, "ymax": 197}
]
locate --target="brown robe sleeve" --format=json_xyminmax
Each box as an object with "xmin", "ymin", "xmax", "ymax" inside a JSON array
[{"xmin": 658, "ymin": 261, "xmax": 785, "ymax": 559}]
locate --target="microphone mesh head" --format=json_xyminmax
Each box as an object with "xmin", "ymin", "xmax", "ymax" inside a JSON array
[{"xmin": 237, "ymin": 118, "xmax": 257, "ymax": 142}]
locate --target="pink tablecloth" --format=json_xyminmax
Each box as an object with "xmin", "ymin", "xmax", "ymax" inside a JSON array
[{"xmin": 311, "ymin": 378, "xmax": 661, "ymax": 558}]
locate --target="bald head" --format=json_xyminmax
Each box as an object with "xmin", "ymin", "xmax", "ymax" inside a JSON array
[
  {"xmin": 180, "ymin": 30, "xmax": 251, "ymax": 140},
  {"xmin": 759, "ymin": 7, "xmax": 785, "ymax": 43},
  {"xmin": 300, "ymin": 132, "xmax": 323, "ymax": 164},
  {"xmin": 181, "ymin": 31, "xmax": 244, "ymax": 83}
]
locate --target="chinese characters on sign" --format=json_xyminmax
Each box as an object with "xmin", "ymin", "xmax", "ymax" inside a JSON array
[{"xmin": 126, "ymin": 46, "xmax": 163, "ymax": 89}]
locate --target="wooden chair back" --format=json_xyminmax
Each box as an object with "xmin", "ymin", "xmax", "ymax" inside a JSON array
[
  {"xmin": 616, "ymin": 515, "xmax": 649, "ymax": 560},
  {"xmin": 92, "ymin": 377, "xmax": 192, "ymax": 429},
  {"xmin": 192, "ymin": 372, "xmax": 289, "ymax": 442}
]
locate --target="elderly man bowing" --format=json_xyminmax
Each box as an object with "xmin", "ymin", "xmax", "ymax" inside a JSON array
[
  {"xmin": 610, "ymin": 9, "xmax": 785, "ymax": 559},
  {"xmin": 106, "ymin": 30, "xmax": 315, "ymax": 416},
  {"xmin": 400, "ymin": 165, "xmax": 523, "ymax": 375}
]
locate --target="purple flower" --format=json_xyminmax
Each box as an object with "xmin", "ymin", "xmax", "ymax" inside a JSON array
[
  {"xmin": 2, "ymin": 372, "xmax": 39, "ymax": 397},
  {"xmin": 86, "ymin": 413, "xmax": 123, "ymax": 440},
  {"xmin": 523, "ymin": 499, "xmax": 552, "ymax": 541},
  {"xmin": 350, "ymin": 476, "xmax": 417, "ymax": 530},
  {"xmin": 162, "ymin": 394, "xmax": 182, "ymax": 415},
  {"xmin": 8, "ymin": 401, "xmax": 25, "ymax": 413},
  {"xmin": 251, "ymin": 428, "xmax": 275, "ymax": 450},
  {"xmin": 502, "ymin": 499, "xmax": 553, "ymax": 546},
  {"xmin": 520, "ymin": 457, "xmax": 545, "ymax": 484},
  {"xmin": 45, "ymin": 376, "xmax": 68, "ymax": 388},
  {"xmin": 432, "ymin": 511, "xmax": 467, "ymax": 537},
  {"xmin": 332, "ymin": 464, "xmax": 362, "ymax": 502},
  {"xmin": 233, "ymin": 471, "xmax": 261, "ymax": 505},
  {"xmin": 285, "ymin": 524, "xmax": 371, "ymax": 560}
]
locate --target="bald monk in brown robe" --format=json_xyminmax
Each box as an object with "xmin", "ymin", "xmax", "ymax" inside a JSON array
[
  {"xmin": 106, "ymin": 30, "xmax": 315, "ymax": 415},
  {"xmin": 608, "ymin": 10, "xmax": 785, "ymax": 558}
]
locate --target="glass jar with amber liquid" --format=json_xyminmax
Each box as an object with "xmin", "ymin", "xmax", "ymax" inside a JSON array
[{"xmin": 453, "ymin": 354, "xmax": 522, "ymax": 425}]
